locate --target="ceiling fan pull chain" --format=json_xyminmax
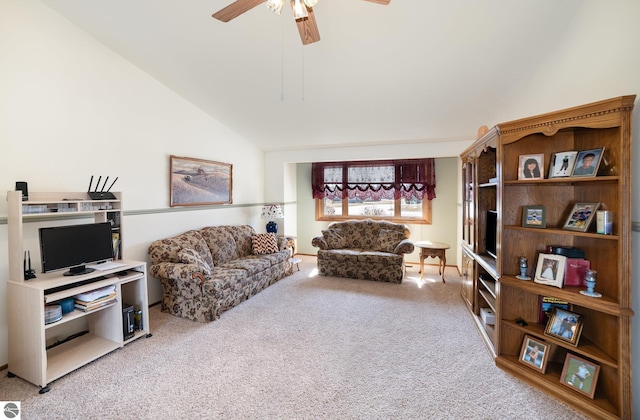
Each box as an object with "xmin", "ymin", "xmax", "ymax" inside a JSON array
[
  {"xmin": 301, "ymin": 47, "xmax": 305, "ymax": 101},
  {"xmin": 281, "ymin": 13, "xmax": 285, "ymax": 101}
]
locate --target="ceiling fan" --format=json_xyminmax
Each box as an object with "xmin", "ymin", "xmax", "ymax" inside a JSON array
[{"xmin": 212, "ymin": 0, "xmax": 391, "ymax": 45}]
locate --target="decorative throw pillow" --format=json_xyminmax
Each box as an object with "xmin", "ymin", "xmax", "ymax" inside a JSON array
[
  {"xmin": 252, "ymin": 233, "xmax": 279, "ymax": 255},
  {"xmin": 178, "ymin": 248, "xmax": 212, "ymax": 275},
  {"xmin": 322, "ymin": 229, "xmax": 347, "ymax": 249},
  {"xmin": 376, "ymin": 229, "xmax": 406, "ymax": 253}
]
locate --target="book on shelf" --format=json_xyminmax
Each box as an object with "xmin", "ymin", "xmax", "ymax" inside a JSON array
[
  {"xmin": 539, "ymin": 296, "xmax": 570, "ymax": 324},
  {"xmin": 75, "ymin": 285, "xmax": 116, "ymax": 303},
  {"xmin": 75, "ymin": 292, "xmax": 117, "ymax": 306},
  {"xmin": 74, "ymin": 298, "xmax": 117, "ymax": 312}
]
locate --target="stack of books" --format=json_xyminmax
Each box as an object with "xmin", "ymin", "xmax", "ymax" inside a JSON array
[{"xmin": 74, "ymin": 285, "xmax": 117, "ymax": 312}]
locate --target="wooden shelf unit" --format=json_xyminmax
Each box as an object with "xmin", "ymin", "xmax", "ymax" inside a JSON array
[
  {"xmin": 6, "ymin": 191, "xmax": 149, "ymax": 393},
  {"xmin": 460, "ymin": 96, "xmax": 635, "ymax": 419}
]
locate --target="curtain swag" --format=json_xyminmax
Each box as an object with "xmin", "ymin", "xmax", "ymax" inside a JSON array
[{"xmin": 312, "ymin": 158, "xmax": 436, "ymax": 201}]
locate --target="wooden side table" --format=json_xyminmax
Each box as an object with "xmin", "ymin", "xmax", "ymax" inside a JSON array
[
  {"xmin": 278, "ymin": 235, "xmax": 297, "ymax": 257},
  {"xmin": 289, "ymin": 257, "xmax": 301, "ymax": 272},
  {"xmin": 414, "ymin": 241, "xmax": 450, "ymax": 283}
]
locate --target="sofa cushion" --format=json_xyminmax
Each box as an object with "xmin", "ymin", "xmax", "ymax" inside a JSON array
[
  {"xmin": 358, "ymin": 251, "xmax": 404, "ymax": 264},
  {"xmin": 178, "ymin": 248, "xmax": 212, "ymax": 275},
  {"xmin": 376, "ymin": 229, "xmax": 406, "ymax": 253},
  {"xmin": 224, "ymin": 225, "xmax": 256, "ymax": 257},
  {"xmin": 148, "ymin": 229, "xmax": 214, "ymax": 268},
  {"xmin": 322, "ymin": 229, "xmax": 347, "ymax": 249},
  {"xmin": 219, "ymin": 257, "xmax": 272, "ymax": 276},
  {"xmin": 252, "ymin": 233, "xmax": 279, "ymax": 255},
  {"xmin": 201, "ymin": 227, "xmax": 239, "ymax": 266}
]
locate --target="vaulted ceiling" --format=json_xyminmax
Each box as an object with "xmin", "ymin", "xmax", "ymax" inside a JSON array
[{"xmin": 40, "ymin": 0, "xmax": 582, "ymax": 151}]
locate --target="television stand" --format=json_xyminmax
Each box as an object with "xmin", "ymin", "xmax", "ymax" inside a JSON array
[{"xmin": 7, "ymin": 260, "xmax": 150, "ymax": 392}]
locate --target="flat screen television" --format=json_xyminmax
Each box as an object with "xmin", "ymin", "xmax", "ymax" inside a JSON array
[
  {"xmin": 39, "ymin": 222, "xmax": 114, "ymax": 276},
  {"xmin": 485, "ymin": 210, "xmax": 498, "ymax": 259}
]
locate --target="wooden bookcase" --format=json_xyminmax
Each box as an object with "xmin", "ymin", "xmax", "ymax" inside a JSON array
[
  {"xmin": 460, "ymin": 96, "xmax": 635, "ymax": 419},
  {"xmin": 6, "ymin": 191, "xmax": 150, "ymax": 393}
]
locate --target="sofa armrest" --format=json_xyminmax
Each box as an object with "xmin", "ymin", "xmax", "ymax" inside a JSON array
[
  {"xmin": 149, "ymin": 262, "xmax": 211, "ymax": 283},
  {"xmin": 394, "ymin": 239, "xmax": 415, "ymax": 255},
  {"xmin": 311, "ymin": 236, "xmax": 328, "ymax": 250}
]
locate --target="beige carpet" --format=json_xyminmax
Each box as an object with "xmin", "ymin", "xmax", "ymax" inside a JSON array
[{"xmin": 1, "ymin": 256, "xmax": 586, "ymax": 419}]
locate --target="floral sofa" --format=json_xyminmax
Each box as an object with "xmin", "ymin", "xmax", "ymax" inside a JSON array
[
  {"xmin": 148, "ymin": 225, "xmax": 291, "ymax": 322},
  {"xmin": 311, "ymin": 219, "xmax": 414, "ymax": 283}
]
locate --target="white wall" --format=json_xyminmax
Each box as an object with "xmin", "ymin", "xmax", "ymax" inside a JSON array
[{"xmin": 0, "ymin": 0, "xmax": 266, "ymax": 366}]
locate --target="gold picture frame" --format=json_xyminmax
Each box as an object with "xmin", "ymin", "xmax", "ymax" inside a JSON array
[
  {"xmin": 563, "ymin": 202, "xmax": 600, "ymax": 232},
  {"xmin": 519, "ymin": 335, "xmax": 550, "ymax": 374},
  {"xmin": 560, "ymin": 353, "xmax": 600, "ymax": 399},
  {"xmin": 518, "ymin": 153, "xmax": 544, "ymax": 180},
  {"xmin": 170, "ymin": 155, "xmax": 233, "ymax": 207},
  {"xmin": 544, "ymin": 307, "xmax": 584, "ymax": 346},
  {"xmin": 571, "ymin": 148, "xmax": 604, "ymax": 178}
]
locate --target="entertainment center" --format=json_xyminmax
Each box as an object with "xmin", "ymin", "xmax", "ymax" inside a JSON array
[
  {"xmin": 460, "ymin": 96, "xmax": 635, "ymax": 419},
  {"xmin": 6, "ymin": 191, "xmax": 150, "ymax": 393}
]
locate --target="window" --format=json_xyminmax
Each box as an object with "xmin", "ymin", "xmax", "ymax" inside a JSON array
[{"xmin": 312, "ymin": 159, "xmax": 436, "ymax": 224}]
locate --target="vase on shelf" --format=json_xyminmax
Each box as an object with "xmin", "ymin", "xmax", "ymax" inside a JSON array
[
  {"xmin": 515, "ymin": 256, "xmax": 531, "ymax": 280},
  {"xmin": 580, "ymin": 269, "xmax": 602, "ymax": 298}
]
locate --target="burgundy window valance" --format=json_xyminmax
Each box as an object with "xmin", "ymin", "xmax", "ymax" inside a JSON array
[{"xmin": 312, "ymin": 158, "xmax": 436, "ymax": 201}]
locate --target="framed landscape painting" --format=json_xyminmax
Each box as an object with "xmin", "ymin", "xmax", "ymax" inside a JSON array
[{"xmin": 170, "ymin": 155, "xmax": 233, "ymax": 207}]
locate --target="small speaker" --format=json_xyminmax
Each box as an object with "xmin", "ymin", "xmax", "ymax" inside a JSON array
[
  {"xmin": 122, "ymin": 303, "xmax": 135, "ymax": 340},
  {"xmin": 15, "ymin": 181, "xmax": 28, "ymax": 201}
]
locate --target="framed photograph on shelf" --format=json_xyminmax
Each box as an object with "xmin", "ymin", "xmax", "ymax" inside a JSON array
[
  {"xmin": 170, "ymin": 155, "xmax": 233, "ymax": 207},
  {"xmin": 560, "ymin": 353, "xmax": 600, "ymax": 399},
  {"xmin": 518, "ymin": 153, "xmax": 544, "ymax": 180},
  {"xmin": 519, "ymin": 335, "xmax": 550, "ymax": 374},
  {"xmin": 544, "ymin": 307, "xmax": 584, "ymax": 346},
  {"xmin": 522, "ymin": 205, "xmax": 546, "ymax": 228},
  {"xmin": 571, "ymin": 148, "xmax": 604, "ymax": 178},
  {"xmin": 534, "ymin": 253, "xmax": 567, "ymax": 288},
  {"xmin": 548, "ymin": 151, "xmax": 578, "ymax": 178},
  {"xmin": 563, "ymin": 202, "xmax": 600, "ymax": 232}
]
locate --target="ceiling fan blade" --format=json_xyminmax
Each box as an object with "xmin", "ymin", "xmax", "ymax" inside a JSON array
[
  {"xmin": 212, "ymin": 0, "xmax": 265, "ymax": 22},
  {"xmin": 292, "ymin": 4, "xmax": 320, "ymax": 45},
  {"xmin": 363, "ymin": 0, "xmax": 391, "ymax": 4}
]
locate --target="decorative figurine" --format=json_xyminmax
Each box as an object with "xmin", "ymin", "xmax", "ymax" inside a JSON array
[
  {"xmin": 580, "ymin": 269, "xmax": 602, "ymax": 297},
  {"xmin": 516, "ymin": 256, "xmax": 531, "ymax": 280}
]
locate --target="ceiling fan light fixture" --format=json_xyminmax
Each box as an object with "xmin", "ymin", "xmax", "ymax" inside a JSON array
[
  {"xmin": 266, "ymin": 0, "xmax": 285, "ymax": 15},
  {"xmin": 292, "ymin": 0, "xmax": 309, "ymax": 19},
  {"xmin": 303, "ymin": 0, "xmax": 318, "ymax": 7}
]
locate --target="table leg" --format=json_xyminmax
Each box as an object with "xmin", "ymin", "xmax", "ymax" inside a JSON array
[
  {"xmin": 440, "ymin": 253, "xmax": 446, "ymax": 283},
  {"xmin": 420, "ymin": 250, "xmax": 425, "ymax": 280}
]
